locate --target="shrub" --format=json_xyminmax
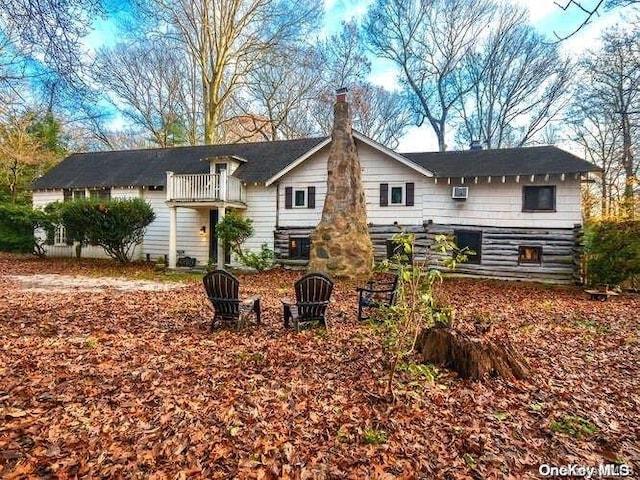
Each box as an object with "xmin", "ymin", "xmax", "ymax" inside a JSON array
[
  {"xmin": 53, "ymin": 198, "xmax": 155, "ymax": 263},
  {"xmin": 374, "ymin": 232, "xmax": 467, "ymax": 400},
  {"xmin": 238, "ymin": 243, "xmax": 274, "ymax": 272},
  {"xmin": 584, "ymin": 220, "xmax": 640, "ymax": 287},
  {"xmin": 215, "ymin": 211, "xmax": 254, "ymax": 257},
  {"xmin": 0, "ymin": 203, "xmax": 50, "ymax": 254}
]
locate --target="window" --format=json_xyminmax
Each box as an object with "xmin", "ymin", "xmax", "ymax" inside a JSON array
[
  {"xmin": 390, "ymin": 186, "xmax": 403, "ymax": 204},
  {"xmin": 294, "ymin": 189, "xmax": 306, "ymax": 207},
  {"xmin": 285, "ymin": 186, "xmax": 316, "ymax": 209},
  {"xmin": 380, "ymin": 183, "xmax": 414, "ymax": 206},
  {"xmin": 289, "ymin": 237, "xmax": 310, "ymax": 260},
  {"xmin": 518, "ymin": 246, "xmax": 542, "ymax": 265},
  {"xmin": 63, "ymin": 188, "xmax": 86, "ymax": 201},
  {"xmin": 454, "ymin": 230, "xmax": 482, "ymax": 264},
  {"xmin": 386, "ymin": 239, "xmax": 412, "ymax": 264},
  {"xmin": 53, "ymin": 225, "xmax": 66, "ymax": 245},
  {"xmin": 215, "ymin": 163, "xmax": 227, "ymax": 173},
  {"xmin": 89, "ymin": 188, "xmax": 111, "ymax": 200},
  {"xmin": 523, "ymin": 186, "xmax": 556, "ymax": 211}
]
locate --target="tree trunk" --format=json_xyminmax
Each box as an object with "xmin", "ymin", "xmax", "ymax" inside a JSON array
[{"xmin": 417, "ymin": 326, "xmax": 529, "ymax": 381}]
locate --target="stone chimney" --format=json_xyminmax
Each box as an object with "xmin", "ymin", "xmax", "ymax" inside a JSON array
[{"xmin": 307, "ymin": 89, "xmax": 374, "ymax": 279}]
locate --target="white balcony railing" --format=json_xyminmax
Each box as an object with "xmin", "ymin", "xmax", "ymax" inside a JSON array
[{"xmin": 166, "ymin": 171, "xmax": 245, "ymax": 203}]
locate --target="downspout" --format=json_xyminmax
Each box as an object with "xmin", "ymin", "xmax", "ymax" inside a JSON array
[{"xmin": 275, "ymin": 181, "xmax": 280, "ymax": 228}]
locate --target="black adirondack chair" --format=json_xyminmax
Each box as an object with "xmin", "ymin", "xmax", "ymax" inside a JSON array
[
  {"xmin": 203, "ymin": 269, "xmax": 261, "ymax": 330},
  {"xmin": 356, "ymin": 272, "xmax": 399, "ymax": 321},
  {"xmin": 281, "ymin": 272, "xmax": 334, "ymax": 332}
]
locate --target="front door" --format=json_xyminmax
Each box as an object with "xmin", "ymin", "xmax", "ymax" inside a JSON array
[
  {"xmin": 209, "ymin": 209, "xmax": 231, "ymax": 264},
  {"xmin": 209, "ymin": 210, "xmax": 218, "ymax": 262}
]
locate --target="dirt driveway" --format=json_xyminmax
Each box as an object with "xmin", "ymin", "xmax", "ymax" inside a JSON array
[{"xmin": 6, "ymin": 274, "xmax": 186, "ymax": 293}]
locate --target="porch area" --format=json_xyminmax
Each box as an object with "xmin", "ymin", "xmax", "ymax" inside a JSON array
[{"xmin": 165, "ymin": 171, "xmax": 245, "ymax": 269}]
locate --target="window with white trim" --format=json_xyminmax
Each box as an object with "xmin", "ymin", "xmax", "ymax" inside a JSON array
[
  {"xmin": 53, "ymin": 225, "xmax": 66, "ymax": 245},
  {"xmin": 294, "ymin": 189, "xmax": 306, "ymax": 207},
  {"xmin": 390, "ymin": 186, "xmax": 403, "ymax": 204}
]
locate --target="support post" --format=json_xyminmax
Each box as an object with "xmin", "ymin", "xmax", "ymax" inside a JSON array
[
  {"xmin": 169, "ymin": 206, "xmax": 177, "ymax": 269},
  {"xmin": 217, "ymin": 206, "xmax": 226, "ymax": 269},
  {"xmin": 220, "ymin": 169, "xmax": 227, "ymax": 201}
]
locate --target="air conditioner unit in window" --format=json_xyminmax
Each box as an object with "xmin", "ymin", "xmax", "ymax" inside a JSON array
[{"xmin": 452, "ymin": 186, "xmax": 469, "ymax": 200}]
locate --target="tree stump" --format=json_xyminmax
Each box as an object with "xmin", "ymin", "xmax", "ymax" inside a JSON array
[{"xmin": 417, "ymin": 327, "xmax": 529, "ymax": 381}]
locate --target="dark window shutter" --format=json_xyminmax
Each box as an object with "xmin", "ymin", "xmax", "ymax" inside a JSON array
[
  {"xmin": 406, "ymin": 182, "xmax": 415, "ymax": 206},
  {"xmin": 380, "ymin": 183, "xmax": 389, "ymax": 207},
  {"xmin": 307, "ymin": 186, "xmax": 315, "ymax": 209},
  {"xmin": 285, "ymin": 187, "xmax": 292, "ymax": 209}
]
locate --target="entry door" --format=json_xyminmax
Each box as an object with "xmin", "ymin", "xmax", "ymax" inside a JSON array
[
  {"xmin": 209, "ymin": 210, "xmax": 218, "ymax": 262},
  {"xmin": 208, "ymin": 210, "xmax": 230, "ymax": 264}
]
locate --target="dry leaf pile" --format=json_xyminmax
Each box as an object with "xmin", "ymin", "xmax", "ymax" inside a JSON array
[{"xmin": 0, "ymin": 254, "xmax": 638, "ymax": 479}]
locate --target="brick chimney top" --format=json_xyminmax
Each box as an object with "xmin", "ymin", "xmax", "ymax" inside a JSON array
[{"xmin": 336, "ymin": 87, "xmax": 348, "ymax": 103}]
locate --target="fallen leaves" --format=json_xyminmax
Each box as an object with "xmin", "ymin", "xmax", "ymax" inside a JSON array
[{"xmin": 0, "ymin": 253, "xmax": 639, "ymax": 478}]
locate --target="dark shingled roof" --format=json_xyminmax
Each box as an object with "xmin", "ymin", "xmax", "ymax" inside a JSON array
[
  {"xmin": 31, "ymin": 137, "xmax": 329, "ymax": 189},
  {"xmin": 32, "ymin": 140, "xmax": 600, "ymax": 190},
  {"xmin": 402, "ymin": 145, "xmax": 601, "ymax": 178}
]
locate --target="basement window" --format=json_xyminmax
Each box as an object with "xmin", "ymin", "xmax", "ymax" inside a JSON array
[
  {"xmin": 454, "ymin": 230, "xmax": 482, "ymax": 264},
  {"xmin": 386, "ymin": 239, "xmax": 412, "ymax": 264},
  {"xmin": 289, "ymin": 237, "xmax": 310, "ymax": 260},
  {"xmin": 518, "ymin": 246, "xmax": 543, "ymax": 265}
]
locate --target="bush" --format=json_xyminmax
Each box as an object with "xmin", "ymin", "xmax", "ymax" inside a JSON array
[
  {"xmin": 238, "ymin": 243, "xmax": 274, "ymax": 272},
  {"xmin": 53, "ymin": 198, "xmax": 155, "ymax": 263},
  {"xmin": 215, "ymin": 211, "xmax": 254, "ymax": 257},
  {"xmin": 0, "ymin": 203, "xmax": 50, "ymax": 254},
  {"xmin": 585, "ymin": 220, "xmax": 640, "ymax": 287}
]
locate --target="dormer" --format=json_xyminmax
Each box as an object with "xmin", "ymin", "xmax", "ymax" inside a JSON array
[{"xmin": 207, "ymin": 155, "xmax": 247, "ymax": 176}]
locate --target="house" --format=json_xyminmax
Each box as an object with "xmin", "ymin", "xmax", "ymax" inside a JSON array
[{"xmin": 31, "ymin": 95, "xmax": 600, "ymax": 283}]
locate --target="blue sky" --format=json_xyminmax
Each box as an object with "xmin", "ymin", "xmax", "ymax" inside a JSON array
[{"xmin": 84, "ymin": 0, "xmax": 632, "ymax": 151}]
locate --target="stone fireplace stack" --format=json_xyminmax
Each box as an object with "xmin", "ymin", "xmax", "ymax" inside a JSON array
[{"xmin": 308, "ymin": 89, "xmax": 374, "ymax": 279}]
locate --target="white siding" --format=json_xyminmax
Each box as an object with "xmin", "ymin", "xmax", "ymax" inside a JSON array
[
  {"xmin": 141, "ymin": 191, "xmax": 210, "ymax": 264},
  {"xmin": 243, "ymin": 185, "xmax": 277, "ymax": 253},
  {"xmin": 360, "ymin": 142, "xmax": 426, "ymax": 225},
  {"xmin": 33, "ymin": 190, "xmax": 63, "ymax": 209},
  {"xmin": 111, "ymin": 187, "xmax": 140, "ymax": 199},
  {"xmin": 277, "ymin": 146, "xmax": 328, "ymax": 227},
  {"xmin": 421, "ymin": 177, "xmax": 582, "ymax": 228},
  {"xmin": 275, "ymin": 141, "xmax": 582, "ymax": 231}
]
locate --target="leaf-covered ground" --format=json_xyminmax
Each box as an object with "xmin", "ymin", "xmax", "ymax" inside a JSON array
[{"xmin": 1, "ymin": 253, "xmax": 638, "ymax": 479}]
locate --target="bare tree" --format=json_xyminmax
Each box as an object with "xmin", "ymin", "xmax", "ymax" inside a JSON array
[
  {"xmin": 454, "ymin": 5, "xmax": 572, "ymax": 149},
  {"xmin": 0, "ymin": 0, "xmax": 103, "ymax": 79},
  {"xmin": 92, "ymin": 40, "xmax": 201, "ymax": 147},
  {"xmin": 241, "ymin": 45, "xmax": 321, "ymax": 141},
  {"xmin": 554, "ymin": 0, "xmax": 639, "ymax": 40},
  {"xmin": 364, "ymin": 0, "xmax": 494, "ymax": 151},
  {"xmin": 137, "ymin": 0, "xmax": 321, "ymax": 144},
  {"xmin": 572, "ymin": 26, "xmax": 640, "ymax": 216}
]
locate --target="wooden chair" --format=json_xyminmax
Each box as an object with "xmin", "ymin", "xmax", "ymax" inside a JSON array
[
  {"xmin": 203, "ymin": 270, "xmax": 261, "ymax": 330},
  {"xmin": 356, "ymin": 272, "xmax": 399, "ymax": 321},
  {"xmin": 281, "ymin": 272, "xmax": 334, "ymax": 332}
]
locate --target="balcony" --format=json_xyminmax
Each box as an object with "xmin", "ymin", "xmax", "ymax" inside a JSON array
[{"xmin": 166, "ymin": 171, "xmax": 245, "ymax": 205}]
